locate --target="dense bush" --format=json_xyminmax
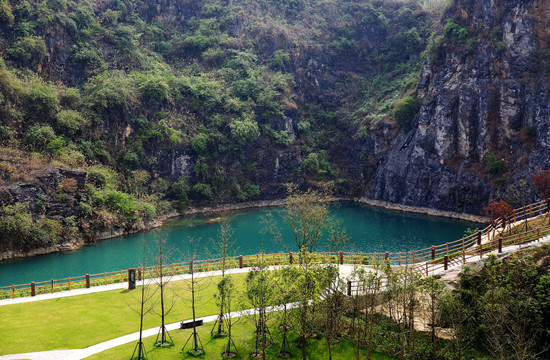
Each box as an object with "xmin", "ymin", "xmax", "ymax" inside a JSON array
[
  {"xmin": 0, "ymin": 204, "xmax": 57, "ymax": 251},
  {"xmin": 56, "ymin": 110, "xmax": 87, "ymax": 136},
  {"xmin": 486, "ymin": 152, "xmax": 506, "ymax": 175},
  {"xmin": 8, "ymin": 36, "xmax": 47, "ymax": 65}
]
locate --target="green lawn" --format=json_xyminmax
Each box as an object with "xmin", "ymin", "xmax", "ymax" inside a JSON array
[
  {"xmin": 85, "ymin": 316, "xmax": 395, "ymax": 360},
  {"xmin": 0, "ymin": 274, "xmax": 246, "ymax": 355}
]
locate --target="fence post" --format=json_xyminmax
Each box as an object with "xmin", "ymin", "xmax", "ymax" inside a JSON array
[
  {"xmin": 289, "ymin": 252, "xmax": 293, "ymax": 264},
  {"xmin": 398, "ymin": 252, "xmax": 401, "ymax": 266},
  {"xmin": 498, "ymin": 238, "xmax": 502, "ymax": 253},
  {"xmin": 86, "ymin": 274, "xmax": 90, "ymax": 288},
  {"xmin": 172, "ymin": 264, "xmax": 175, "ymax": 276},
  {"xmin": 138, "ymin": 267, "xmax": 141, "ymax": 281},
  {"xmin": 239, "ymin": 255, "xmax": 243, "ymax": 268},
  {"xmin": 385, "ymin": 252, "xmax": 389, "ymax": 262},
  {"xmin": 104, "ymin": 272, "xmax": 107, "ymax": 285},
  {"xmin": 426, "ymin": 262, "xmax": 428, "ymax": 276},
  {"xmin": 347, "ymin": 280, "xmax": 352, "ymax": 296},
  {"xmin": 51, "ymin": 280, "xmax": 54, "ymax": 293},
  {"xmin": 480, "ymin": 242, "xmax": 483, "ymax": 259},
  {"xmin": 340, "ymin": 251, "xmax": 344, "ymax": 265},
  {"xmin": 120, "ymin": 270, "xmax": 123, "ymax": 283},
  {"xmin": 431, "ymin": 246, "xmax": 435, "ymax": 260},
  {"xmin": 477, "ymin": 231, "xmax": 482, "ymax": 246},
  {"xmin": 12, "ymin": 284, "xmax": 14, "ymax": 299},
  {"xmin": 359, "ymin": 252, "xmax": 363, "ymax": 264},
  {"xmin": 462, "ymin": 238, "xmax": 466, "ymax": 264},
  {"xmin": 30, "ymin": 282, "xmax": 35, "ymax": 297},
  {"xmin": 444, "ymin": 256, "xmax": 448, "ymax": 271},
  {"xmin": 412, "ymin": 251, "xmax": 415, "ymax": 264},
  {"xmin": 189, "ymin": 260, "xmax": 193, "ymax": 274},
  {"xmin": 68, "ymin": 277, "xmax": 71, "ymax": 290},
  {"xmin": 273, "ymin": 254, "xmax": 276, "ymax": 266}
]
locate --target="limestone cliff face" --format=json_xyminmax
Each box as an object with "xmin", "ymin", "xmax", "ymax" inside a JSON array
[{"xmin": 368, "ymin": 0, "xmax": 550, "ymax": 215}]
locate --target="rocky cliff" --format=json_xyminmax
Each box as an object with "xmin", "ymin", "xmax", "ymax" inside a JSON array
[{"xmin": 368, "ymin": 0, "xmax": 550, "ymax": 215}]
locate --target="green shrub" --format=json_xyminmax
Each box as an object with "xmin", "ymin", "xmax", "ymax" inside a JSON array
[
  {"xmin": 56, "ymin": 110, "xmax": 88, "ymax": 136},
  {"xmin": 79, "ymin": 202, "xmax": 92, "ymax": 217},
  {"xmin": 171, "ymin": 177, "xmax": 190, "ymax": 211},
  {"xmin": 86, "ymin": 166, "xmax": 116, "ymax": 189},
  {"xmin": 393, "ymin": 95, "xmax": 420, "ymax": 132},
  {"xmin": 229, "ymin": 113, "xmax": 259, "ymax": 148},
  {"xmin": 303, "ymin": 153, "xmax": 320, "ymax": 174},
  {"xmin": 193, "ymin": 183, "xmax": 214, "ymax": 200},
  {"xmin": 443, "ymin": 20, "xmax": 468, "ymax": 43},
  {"xmin": 60, "ymin": 88, "xmax": 82, "ymax": 108},
  {"xmin": 47, "ymin": 136, "xmax": 67, "ymax": 157},
  {"xmin": 23, "ymin": 79, "xmax": 60, "ymax": 120},
  {"xmin": 0, "ymin": 0, "xmax": 14, "ymax": 27},
  {"xmin": 0, "ymin": 203, "xmax": 57, "ymax": 251},
  {"xmin": 486, "ymin": 153, "xmax": 506, "ymax": 175},
  {"xmin": 122, "ymin": 151, "xmax": 139, "ymax": 168},
  {"xmin": 8, "ymin": 36, "xmax": 47, "ymax": 64},
  {"xmin": 104, "ymin": 190, "xmax": 139, "ymax": 222},
  {"xmin": 23, "ymin": 124, "xmax": 56, "ymax": 152},
  {"xmin": 71, "ymin": 44, "xmax": 105, "ymax": 73},
  {"xmin": 190, "ymin": 133, "xmax": 209, "ymax": 154}
]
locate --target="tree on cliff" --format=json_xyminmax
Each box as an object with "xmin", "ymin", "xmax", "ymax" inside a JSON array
[
  {"xmin": 485, "ymin": 200, "xmax": 514, "ymax": 237},
  {"xmin": 531, "ymin": 168, "xmax": 550, "ymax": 218}
]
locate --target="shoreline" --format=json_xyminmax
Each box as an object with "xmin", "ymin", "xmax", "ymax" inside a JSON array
[{"xmin": 0, "ymin": 198, "xmax": 488, "ymax": 261}]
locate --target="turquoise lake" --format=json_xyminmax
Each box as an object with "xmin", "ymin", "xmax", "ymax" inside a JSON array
[{"xmin": 0, "ymin": 202, "xmax": 480, "ymax": 287}]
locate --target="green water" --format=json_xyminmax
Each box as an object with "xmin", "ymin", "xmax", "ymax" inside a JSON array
[{"xmin": 0, "ymin": 202, "xmax": 480, "ymax": 287}]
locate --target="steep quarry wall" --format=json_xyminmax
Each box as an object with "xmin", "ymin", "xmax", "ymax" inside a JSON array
[{"xmin": 369, "ymin": 0, "xmax": 550, "ymax": 215}]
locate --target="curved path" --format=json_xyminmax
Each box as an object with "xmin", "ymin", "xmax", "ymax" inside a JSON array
[{"xmin": 2, "ymin": 234, "xmax": 550, "ymax": 360}]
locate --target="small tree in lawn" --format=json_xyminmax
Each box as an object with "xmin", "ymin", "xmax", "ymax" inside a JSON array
[
  {"xmin": 127, "ymin": 241, "xmax": 157, "ymax": 360},
  {"xmin": 274, "ymin": 266, "xmax": 296, "ymax": 358},
  {"xmin": 322, "ymin": 220, "xmax": 349, "ymax": 359},
  {"xmin": 181, "ymin": 235, "xmax": 209, "ymax": 356},
  {"xmin": 219, "ymin": 275, "xmax": 241, "ymax": 358},
  {"xmin": 246, "ymin": 256, "xmax": 275, "ymax": 359},
  {"xmin": 289, "ymin": 250, "xmax": 328, "ymax": 360},
  {"xmin": 318, "ymin": 264, "xmax": 345, "ymax": 360},
  {"xmin": 151, "ymin": 233, "xmax": 176, "ymax": 348},
  {"xmin": 531, "ymin": 168, "xmax": 550, "ymax": 221},
  {"xmin": 209, "ymin": 219, "xmax": 237, "ymax": 338}
]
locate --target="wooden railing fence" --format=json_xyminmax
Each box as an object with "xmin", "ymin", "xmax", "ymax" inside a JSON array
[{"xmin": 1, "ymin": 200, "xmax": 549, "ymax": 300}]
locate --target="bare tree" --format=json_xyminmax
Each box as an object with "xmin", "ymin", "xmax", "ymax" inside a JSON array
[
  {"xmin": 151, "ymin": 233, "xmax": 176, "ymax": 348},
  {"xmin": 127, "ymin": 241, "xmax": 157, "ymax": 360},
  {"xmin": 180, "ymin": 235, "xmax": 209, "ymax": 356}
]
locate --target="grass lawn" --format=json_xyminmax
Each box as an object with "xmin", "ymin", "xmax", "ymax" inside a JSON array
[
  {"xmin": 0, "ymin": 274, "xmax": 247, "ymax": 355},
  {"xmin": 85, "ymin": 316, "xmax": 396, "ymax": 360}
]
